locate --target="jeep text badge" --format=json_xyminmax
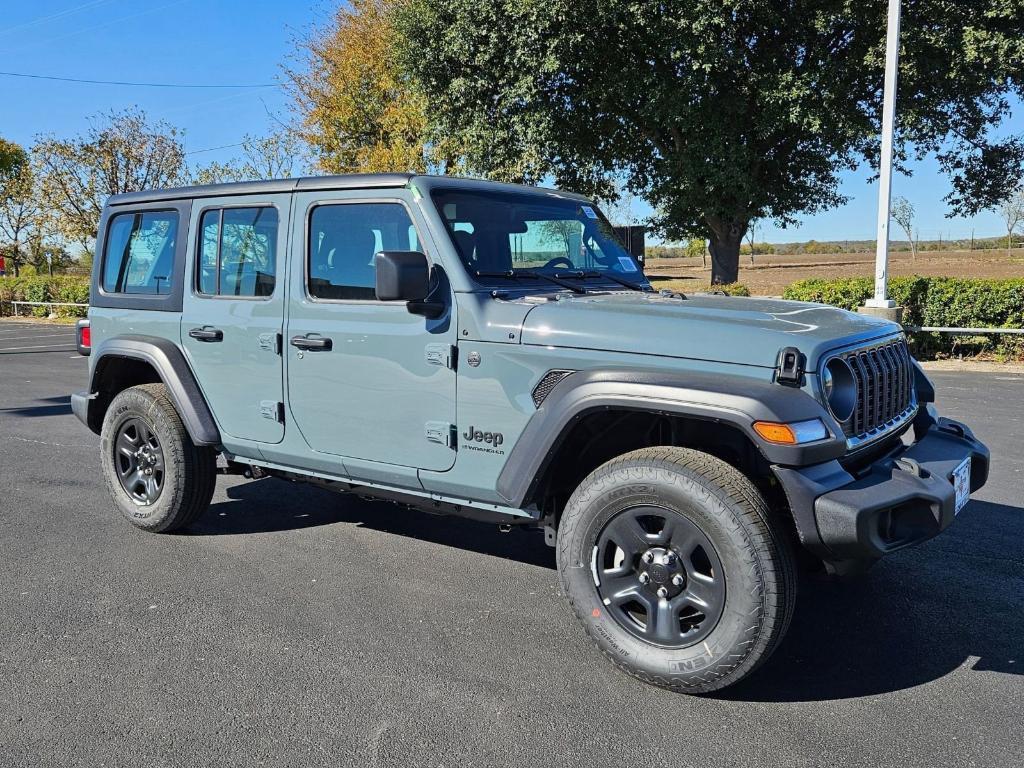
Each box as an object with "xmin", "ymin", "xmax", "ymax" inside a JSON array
[{"xmin": 461, "ymin": 425, "xmax": 504, "ymax": 454}]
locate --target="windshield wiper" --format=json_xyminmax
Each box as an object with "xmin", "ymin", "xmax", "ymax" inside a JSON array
[
  {"xmin": 557, "ymin": 269, "xmax": 653, "ymax": 293},
  {"xmin": 474, "ymin": 269, "xmax": 588, "ymax": 295}
]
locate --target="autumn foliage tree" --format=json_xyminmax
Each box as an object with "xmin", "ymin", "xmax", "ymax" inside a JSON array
[{"xmin": 285, "ymin": 0, "xmax": 444, "ymax": 174}]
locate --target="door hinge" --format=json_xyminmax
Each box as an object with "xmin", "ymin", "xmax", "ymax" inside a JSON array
[
  {"xmin": 425, "ymin": 421, "xmax": 455, "ymax": 447},
  {"xmin": 261, "ymin": 401, "xmax": 285, "ymax": 423},
  {"xmin": 425, "ymin": 343, "xmax": 456, "ymax": 369},
  {"xmin": 276, "ymin": 332, "xmax": 283, "ymax": 355}
]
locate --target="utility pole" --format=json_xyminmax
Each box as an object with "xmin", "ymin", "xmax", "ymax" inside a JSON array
[{"xmin": 862, "ymin": 0, "xmax": 903, "ymax": 320}]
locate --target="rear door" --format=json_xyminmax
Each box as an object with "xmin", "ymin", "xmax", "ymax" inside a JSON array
[{"xmin": 180, "ymin": 195, "xmax": 291, "ymax": 444}]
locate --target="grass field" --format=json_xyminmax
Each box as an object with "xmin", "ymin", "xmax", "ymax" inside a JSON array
[{"xmin": 647, "ymin": 248, "xmax": 1024, "ymax": 295}]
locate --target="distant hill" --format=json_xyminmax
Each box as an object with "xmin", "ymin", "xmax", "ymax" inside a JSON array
[{"xmin": 647, "ymin": 235, "xmax": 1018, "ymax": 258}]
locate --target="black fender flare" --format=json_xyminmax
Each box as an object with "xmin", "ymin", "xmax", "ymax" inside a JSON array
[
  {"xmin": 495, "ymin": 368, "xmax": 845, "ymax": 507},
  {"xmin": 81, "ymin": 335, "xmax": 220, "ymax": 446}
]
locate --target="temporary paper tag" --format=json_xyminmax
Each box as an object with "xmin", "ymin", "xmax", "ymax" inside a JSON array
[
  {"xmin": 618, "ymin": 257, "xmax": 638, "ymax": 272},
  {"xmin": 581, "ymin": 205, "xmax": 598, "ymax": 219}
]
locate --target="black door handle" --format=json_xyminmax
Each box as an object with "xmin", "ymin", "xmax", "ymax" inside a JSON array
[
  {"xmin": 290, "ymin": 335, "xmax": 332, "ymax": 351},
  {"xmin": 189, "ymin": 327, "xmax": 223, "ymax": 342}
]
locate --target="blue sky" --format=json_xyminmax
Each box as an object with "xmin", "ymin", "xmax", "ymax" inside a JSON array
[{"xmin": 1, "ymin": 0, "xmax": 1019, "ymax": 243}]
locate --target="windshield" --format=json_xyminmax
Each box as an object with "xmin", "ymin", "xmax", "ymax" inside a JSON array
[{"xmin": 430, "ymin": 188, "xmax": 646, "ymax": 287}]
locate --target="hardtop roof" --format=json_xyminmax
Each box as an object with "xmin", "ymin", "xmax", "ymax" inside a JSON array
[{"xmin": 106, "ymin": 173, "xmax": 591, "ymax": 206}]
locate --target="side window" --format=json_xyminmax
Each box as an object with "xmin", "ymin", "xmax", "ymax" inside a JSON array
[
  {"xmin": 308, "ymin": 202, "xmax": 418, "ymax": 300},
  {"xmin": 102, "ymin": 210, "xmax": 179, "ymax": 295},
  {"xmin": 196, "ymin": 207, "xmax": 278, "ymax": 298}
]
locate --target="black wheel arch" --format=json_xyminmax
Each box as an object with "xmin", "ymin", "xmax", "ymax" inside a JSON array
[
  {"xmin": 76, "ymin": 335, "xmax": 220, "ymax": 447},
  {"xmin": 496, "ymin": 368, "xmax": 846, "ymax": 509}
]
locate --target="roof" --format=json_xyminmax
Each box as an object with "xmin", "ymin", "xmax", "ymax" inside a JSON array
[
  {"xmin": 105, "ymin": 173, "xmax": 592, "ymax": 206},
  {"xmin": 107, "ymin": 173, "xmax": 415, "ymax": 205}
]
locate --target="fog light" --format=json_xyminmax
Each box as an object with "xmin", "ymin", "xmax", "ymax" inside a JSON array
[{"xmin": 753, "ymin": 419, "xmax": 828, "ymax": 445}]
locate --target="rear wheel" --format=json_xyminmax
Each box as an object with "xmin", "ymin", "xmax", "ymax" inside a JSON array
[
  {"xmin": 557, "ymin": 446, "xmax": 796, "ymax": 693},
  {"xmin": 100, "ymin": 383, "xmax": 216, "ymax": 532}
]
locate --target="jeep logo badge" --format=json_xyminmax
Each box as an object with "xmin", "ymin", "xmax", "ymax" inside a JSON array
[{"xmin": 460, "ymin": 423, "xmax": 503, "ymax": 454}]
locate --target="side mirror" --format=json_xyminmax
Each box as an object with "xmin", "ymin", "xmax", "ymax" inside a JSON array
[{"xmin": 374, "ymin": 251, "xmax": 445, "ymax": 318}]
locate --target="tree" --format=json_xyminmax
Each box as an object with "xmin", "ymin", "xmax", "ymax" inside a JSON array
[
  {"xmin": 997, "ymin": 187, "xmax": 1024, "ymax": 256},
  {"xmin": 0, "ymin": 137, "xmax": 27, "ymax": 185},
  {"xmin": 397, "ymin": 1, "xmax": 1024, "ymax": 283},
  {"xmin": 0, "ymin": 140, "xmax": 37, "ymax": 277},
  {"xmin": 34, "ymin": 108, "xmax": 186, "ymax": 251},
  {"xmin": 891, "ymin": 196, "xmax": 917, "ymax": 261},
  {"xmin": 285, "ymin": 0, "xmax": 447, "ymax": 174},
  {"xmin": 192, "ymin": 132, "xmax": 307, "ymax": 184}
]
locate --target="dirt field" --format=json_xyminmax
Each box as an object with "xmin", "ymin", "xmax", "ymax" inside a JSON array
[{"xmin": 646, "ymin": 248, "xmax": 1024, "ymax": 295}]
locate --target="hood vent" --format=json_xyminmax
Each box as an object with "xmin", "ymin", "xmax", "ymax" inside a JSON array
[{"xmin": 532, "ymin": 369, "xmax": 575, "ymax": 407}]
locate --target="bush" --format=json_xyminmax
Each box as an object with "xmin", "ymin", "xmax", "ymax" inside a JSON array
[
  {"xmin": 783, "ymin": 276, "xmax": 1024, "ymax": 360},
  {"xmin": 0, "ymin": 276, "xmax": 90, "ymax": 318}
]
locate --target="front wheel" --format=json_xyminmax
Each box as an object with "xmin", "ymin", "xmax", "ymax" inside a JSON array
[
  {"xmin": 100, "ymin": 383, "xmax": 216, "ymax": 532},
  {"xmin": 557, "ymin": 446, "xmax": 796, "ymax": 694}
]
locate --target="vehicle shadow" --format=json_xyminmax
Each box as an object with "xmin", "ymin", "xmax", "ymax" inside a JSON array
[
  {"xmin": 185, "ymin": 476, "xmax": 556, "ymax": 569},
  {"xmin": 0, "ymin": 395, "xmax": 73, "ymax": 417},
  {"xmin": 722, "ymin": 498, "xmax": 1024, "ymax": 702},
  {"xmin": 187, "ymin": 478, "xmax": 1021, "ymax": 698}
]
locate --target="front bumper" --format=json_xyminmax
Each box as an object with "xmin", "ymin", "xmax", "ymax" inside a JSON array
[{"xmin": 774, "ymin": 409, "xmax": 989, "ymax": 566}]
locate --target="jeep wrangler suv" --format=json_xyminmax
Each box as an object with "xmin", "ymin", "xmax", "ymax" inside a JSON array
[{"xmin": 73, "ymin": 174, "xmax": 989, "ymax": 693}]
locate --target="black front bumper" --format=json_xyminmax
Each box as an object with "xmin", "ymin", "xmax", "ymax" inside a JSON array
[{"xmin": 774, "ymin": 409, "xmax": 990, "ymax": 567}]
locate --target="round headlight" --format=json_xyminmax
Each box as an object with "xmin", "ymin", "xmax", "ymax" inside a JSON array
[{"xmin": 822, "ymin": 357, "xmax": 856, "ymax": 423}]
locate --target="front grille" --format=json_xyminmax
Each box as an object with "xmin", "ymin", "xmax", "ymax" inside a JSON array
[{"xmin": 839, "ymin": 337, "xmax": 915, "ymax": 439}]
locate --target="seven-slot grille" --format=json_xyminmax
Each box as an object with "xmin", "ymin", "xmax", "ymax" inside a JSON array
[{"xmin": 838, "ymin": 337, "xmax": 915, "ymax": 438}]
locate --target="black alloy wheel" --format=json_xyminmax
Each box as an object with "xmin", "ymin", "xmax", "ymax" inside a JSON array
[
  {"xmin": 113, "ymin": 417, "xmax": 165, "ymax": 505},
  {"xmin": 594, "ymin": 505, "xmax": 726, "ymax": 647}
]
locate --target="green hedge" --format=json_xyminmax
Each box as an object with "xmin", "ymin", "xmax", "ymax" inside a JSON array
[
  {"xmin": 783, "ymin": 276, "xmax": 1024, "ymax": 359},
  {"xmin": 0, "ymin": 276, "xmax": 90, "ymax": 318}
]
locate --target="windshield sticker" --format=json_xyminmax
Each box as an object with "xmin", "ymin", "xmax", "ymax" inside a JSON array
[
  {"xmin": 581, "ymin": 205, "xmax": 598, "ymax": 219},
  {"xmin": 618, "ymin": 257, "xmax": 639, "ymax": 273}
]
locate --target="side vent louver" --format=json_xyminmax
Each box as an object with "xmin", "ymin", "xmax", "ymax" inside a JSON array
[{"xmin": 532, "ymin": 369, "xmax": 575, "ymax": 407}]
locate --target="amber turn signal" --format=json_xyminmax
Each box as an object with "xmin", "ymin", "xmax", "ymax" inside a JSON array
[
  {"xmin": 753, "ymin": 422, "xmax": 797, "ymax": 444},
  {"xmin": 752, "ymin": 419, "xmax": 828, "ymax": 445}
]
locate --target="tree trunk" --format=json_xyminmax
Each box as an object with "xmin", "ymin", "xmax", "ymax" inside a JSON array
[{"xmin": 707, "ymin": 219, "xmax": 745, "ymax": 285}]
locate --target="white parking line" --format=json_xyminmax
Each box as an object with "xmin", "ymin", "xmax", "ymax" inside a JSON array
[
  {"xmin": 0, "ymin": 333, "xmax": 77, "ymax": 341},
  {"xmin": 0, "ymin": 342, "xmax": 76, "ymax": 351}
]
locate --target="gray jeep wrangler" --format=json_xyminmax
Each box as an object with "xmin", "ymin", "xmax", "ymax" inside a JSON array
[{"xmin": 72, "ymin": 174, "xmax": 989, "ymax": 693}]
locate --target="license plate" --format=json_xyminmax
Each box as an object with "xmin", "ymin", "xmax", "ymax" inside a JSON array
[{"xmin": 952, "ymin": 457, "xmax": 971, "ymax": 515}]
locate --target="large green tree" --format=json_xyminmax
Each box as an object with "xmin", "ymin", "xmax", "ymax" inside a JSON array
[{"xmin": 397, "ymin": 0, "xmax": 1024, "ymax": 283}]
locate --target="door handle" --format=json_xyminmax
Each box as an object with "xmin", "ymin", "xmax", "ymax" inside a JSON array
[
  {"xmin": 290, "ymin": 335, "xmax": 332, "ymax": 351},
  {"xmin": 189, "ymin": 327, "xmax": 223, "ymax": 342}
]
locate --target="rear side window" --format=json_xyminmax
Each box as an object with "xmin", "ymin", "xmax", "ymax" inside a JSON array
[
  {"xmin": 196, "ymin": 207, "xmax": 278, "ymax": 298},
  {"xmin": 102, "ymin": 210, "xmax": 179, "ymax": 295},
  {"xmin": 308, "ymin": 202, "xmax": 420, "ymax": 300}
]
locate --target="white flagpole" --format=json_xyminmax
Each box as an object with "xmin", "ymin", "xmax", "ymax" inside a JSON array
[{"xmin": 866, "ymin": 0, "xmax": 902, "ymax": 309}]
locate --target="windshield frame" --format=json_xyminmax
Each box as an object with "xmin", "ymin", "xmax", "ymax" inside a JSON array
[{"xmin": 428, "ymin": 186, "xmax": 650, "ymax": 292}]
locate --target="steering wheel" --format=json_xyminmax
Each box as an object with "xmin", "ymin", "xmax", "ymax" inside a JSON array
[{"xmin": 541, "ymin": 256, "xmax": 575, "ymax": 270}]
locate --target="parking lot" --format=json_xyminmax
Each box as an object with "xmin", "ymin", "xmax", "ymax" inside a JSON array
[{"xmin": 1, "ymin": 320, "xmax": 1022, "ymax": 767}]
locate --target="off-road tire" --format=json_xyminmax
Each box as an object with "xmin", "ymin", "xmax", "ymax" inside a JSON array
[
  {"xmin": 100, "ymin": 383, "xmax": 216, "ymax": 532},
  {"xmin": 557, "ymin": 446, "xmax": 796, "ymax": 694}
]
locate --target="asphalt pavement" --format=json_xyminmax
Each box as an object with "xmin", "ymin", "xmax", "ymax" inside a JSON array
[{"xmin": 1, "ymin": 320, "xmax": 1022, "ymax": 767}]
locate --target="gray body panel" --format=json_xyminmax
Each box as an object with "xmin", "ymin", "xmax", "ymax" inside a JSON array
[{"xmin": 79, "ymin": 173, "xmax": 978, "ymax": 567}]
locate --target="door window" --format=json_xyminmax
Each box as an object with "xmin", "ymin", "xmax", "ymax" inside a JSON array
[
  {"xmin": 196, "ymin": 207, "xmax": 278, "ymax": 298},
  {"xmin": 102, "ymin": 210, "xmax": 179, "ymax": 295},
  {"xmin": 307, "ymin": 202, "xmax": 420, "ymax": 300}
]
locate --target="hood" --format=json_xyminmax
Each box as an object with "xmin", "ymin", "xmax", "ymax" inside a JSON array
[{"xmin": 518, "ymin": 292, "xmax": 899, "ymax": 368}]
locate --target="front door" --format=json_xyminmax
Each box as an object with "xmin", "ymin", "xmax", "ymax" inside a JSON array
[
  {"xmin": 285, "ymin": 192, "xmax": 457, "ymax": 471},
  {"xmin": 180, "ymin": 195, "xmax": 290, "ymax": 444}
]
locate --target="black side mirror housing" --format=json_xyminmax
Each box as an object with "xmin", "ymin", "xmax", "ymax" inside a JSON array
[
  {"xmin": 375, "ymin": 251, "xmax": 430, "ymax": 301},
  {"xmin": 374, "ymin": 251, "xmax": 445, "ymax": 318}
]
